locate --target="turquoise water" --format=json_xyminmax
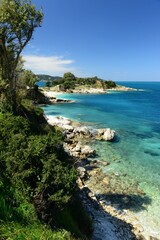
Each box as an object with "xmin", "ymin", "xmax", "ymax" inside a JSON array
[{"xmin": 42, "ymin": 82, "xmax": 160, "ymax": 237}]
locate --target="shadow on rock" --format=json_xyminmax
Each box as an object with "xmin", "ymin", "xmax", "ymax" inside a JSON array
[
  {"xmin": 97, "ymin": 193, "xmax": 152, "ymax": 212},
  {"xmin": 79, "ymin": 187, "xmax": 142, "ymax": 240}
]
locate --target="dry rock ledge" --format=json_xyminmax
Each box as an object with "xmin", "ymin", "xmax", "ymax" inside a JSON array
[{"xmin": 46, "ymin": 115, "xmax": 150, "ymax": 240}]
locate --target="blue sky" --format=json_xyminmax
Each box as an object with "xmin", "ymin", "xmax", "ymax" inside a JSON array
[{"xmin": 23, "ymin": 0, "xmax": 160, "ymax": 81}]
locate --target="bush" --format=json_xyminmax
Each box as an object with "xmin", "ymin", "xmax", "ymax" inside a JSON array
[
  {"xmin": 0, "ymin": 113, "xmax": 92, "ymax": 239},
  {"xmin": 105, "ymin": 80, "xmax": 117, "ymax": 88},
  {"xmin": 0, "ymin": 113, "xmax": 77, "ymax": 218}
]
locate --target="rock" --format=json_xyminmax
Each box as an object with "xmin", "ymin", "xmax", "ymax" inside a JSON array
[
  {"xmin": 97, "ymin": 160, "xmax": 110, "ymax": 166},
  {"xmin": 134, "ymin": 224, "xmax": 144, "ymax": 233},
  {"xmin": 103, "ymin": 128, "xmax": 115, "ymax": 141},
  {"xmin": 66, "ymin": 133, "xmax": 75, "ymax": 140},
  {"xmin": 76, "ymin": 177, "xmax": 84, "ymax": 188},
  {"xmin": 72, "ymin": 143, "xmax": 82, "ymax": 152},
  {"xmin": 81, "ymin": 145, "xmax": 96, "ymax": 157},
  {"xmin": 97, "ymin": 128, "xmax": 105, "ymax": 136},
  {"xmin": 77, "ymin": 167, "xmax": 87, "ymax": 179},
  {"xmin": 62, "ymin": 124, "xmax": 74, "ymax": 131},
  {"xmin": 89, "ymin": 128, "xmax": 98, "ymax": 137},
  {"xmin": 102, "ymin": 176, "xmax": 110, "ymax": 185},
  {"xmin": 73, "ymin": 126, "xmax": 91, "ymax": 136},
  {"xmin": 92, "ymin": 160, "xmax": 98, "ymax": 164},
  {"xmin": 114, "ymin": 173, "xmax": 120, "ymax": 177},
  {"xmin": 88, "ymin": 168, "xmax": 101, "ymax": 177},
  {"xmin": 149, "ymin": 237, "xmax": 159, "ymax": 240},
  {"xmin": 47, "ymin": 116, "xmax": 72, "ymax": 127}
]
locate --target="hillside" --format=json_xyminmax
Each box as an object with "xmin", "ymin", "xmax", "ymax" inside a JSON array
[{"xmin": 36, "ymin": 74, "xmax": 61, "ymax": 82}]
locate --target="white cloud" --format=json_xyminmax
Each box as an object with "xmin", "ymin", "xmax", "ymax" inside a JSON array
[{"xmin": 23, "ymin": 54, "xmax": 75, "ymax": 76}]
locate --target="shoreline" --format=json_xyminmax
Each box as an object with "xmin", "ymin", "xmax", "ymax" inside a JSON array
[
  {"xmin": 46, "ymin": 115, "xmax": 148, "ymax": 240},
  {"xmin": 41, "ymin": 89, "xmax": 159, "ymax": 240},
  {"xmin": 40, "ymin": 84, "xmax": 138, "ymax": 96},
  {"xmin": 107, "ymin": 85, "xmax": 138, "ymax": 92}
]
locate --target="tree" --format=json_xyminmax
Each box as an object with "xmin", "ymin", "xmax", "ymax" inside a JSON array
[
  {"xmin": 20, "ymin": 69, "xmax": 37, "ymax": 88},
  {"xmin": 46, "ymin": 80, "xmax": 51, "ymax": 88},
  {"xmin": 63, "ymin": 72, "xmax": 76, "ymax": 81},
  {"xmin": 0, "ymin": 0, "xmax": 43, "ymax": 112}
]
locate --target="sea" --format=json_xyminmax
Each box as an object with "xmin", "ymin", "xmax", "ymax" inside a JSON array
[{"xmin": 41, "ymin": 82, "xmax": 160, "ymax": 238}]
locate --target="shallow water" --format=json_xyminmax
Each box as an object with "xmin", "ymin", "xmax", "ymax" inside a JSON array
[{"xmin": 42, "ymin": 82, "xmax": 160, "ymax": 238}]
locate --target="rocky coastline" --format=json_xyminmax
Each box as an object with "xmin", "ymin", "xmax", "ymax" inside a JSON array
[
  {"xmin": 107, "ymin": 85, "xmax": 138, "ymax": 92},
  {"xmin": 46, "ymin": 115, "xmax": 151, "ymax": 240},
  {"xmin": 41, "ymin": 84, "xmax": 137, "ymax": 96},
  {"xmin": 41, "ymin": 87, "xmax": 160, "ymax": 240},
  {"xmin": 40, "ymin": 90, "xmax": 74, "ymax": 104}
]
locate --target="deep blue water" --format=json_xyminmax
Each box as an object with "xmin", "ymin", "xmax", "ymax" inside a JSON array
[{"xmin": 42, "ymin": 82, "xmax": 160, "ymax": 236}]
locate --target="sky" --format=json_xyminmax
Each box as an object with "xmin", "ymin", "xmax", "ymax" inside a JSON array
[{"xmin": 23, "ymin": 0, "xmax": 160, "ymax": 81}]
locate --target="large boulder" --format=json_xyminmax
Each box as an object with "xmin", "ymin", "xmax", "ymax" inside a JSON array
[
  {"xmin": 102, "ymin": 128, "xmax": 115, "ymax": 141},
  {"xmin": 77, "ymin": 167, "xmax": 87, "ymax": 179}
]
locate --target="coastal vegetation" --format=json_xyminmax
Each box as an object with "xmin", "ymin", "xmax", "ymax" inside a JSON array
[
  {"xmin": 51, "ymin": 72, "xmax": 116, "ymax": 91},
  {"xmin": 0, "ymin": 0, "xmax": 92, "ymax": 239},
  {"xmin": 0, "ymin": 0, "xmax": 43, "ymax": 113}
]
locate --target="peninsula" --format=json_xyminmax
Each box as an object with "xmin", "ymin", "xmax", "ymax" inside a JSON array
[{"xmin": 38, "ymin": 72, "xmax": 137, "ymax": 95}]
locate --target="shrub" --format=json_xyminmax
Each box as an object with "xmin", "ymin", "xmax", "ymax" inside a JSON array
[
  {"xmin": 0, "ymin": 113, "xmax": 91, "ymax": 239},
  {"xmin": 0, "ymin": 114, "xmax": 77, "ymax": 217}
]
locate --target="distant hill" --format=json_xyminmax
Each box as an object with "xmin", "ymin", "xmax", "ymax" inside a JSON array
[{"xmin": 36, "ymin": 74, "xmax": 61, "ymax": 82}]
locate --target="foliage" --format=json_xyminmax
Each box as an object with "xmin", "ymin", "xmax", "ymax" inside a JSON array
[
  {"xmin": 104, "ymin": 80, "xmax": 116, "ymax": 88},
  {"xmin": 0, "ymin": 113, "xmax": 82, "ymax": 235},
  {"xmin": 0, "ymin": 177, "xmax": 76, "ymax": 240},
  {"xmin": 51, "ymin": 72, "xmax": 117, "ymax": 91},
  {"xmin": 0, "ymin": 0, "xmax": 43, "ymax": 112},
  {"xmin": 0, "ymin": 112, "xmax": 93, "ymax": 239},
  {"xmin": 0, "ymin": 223, "xmax": 75, "ymax": 240},
  {"xmin": 54, "ymin": 196, "xmax": 92, "ymax": 239},
  {"xmin": 46, "ymin": 80, "xmax": 52, "ymax": 88},
  {"xmin": 61, "ymin": 80, "xmax": 75, "ymax": 90},
  {"xmin": 25, "ymin": 86, "xmax": 50, "ymax": 105},
  {"xmin": 0, "ymin": 1, "xmax": 93, "ymax": 238},
  {"xmin": 19, "ymin": 69, "xmax": 37, "ymax": 88},
  {"xmin": 63, "ymin": 72, "xmax": 76, "ymax": 81}
]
